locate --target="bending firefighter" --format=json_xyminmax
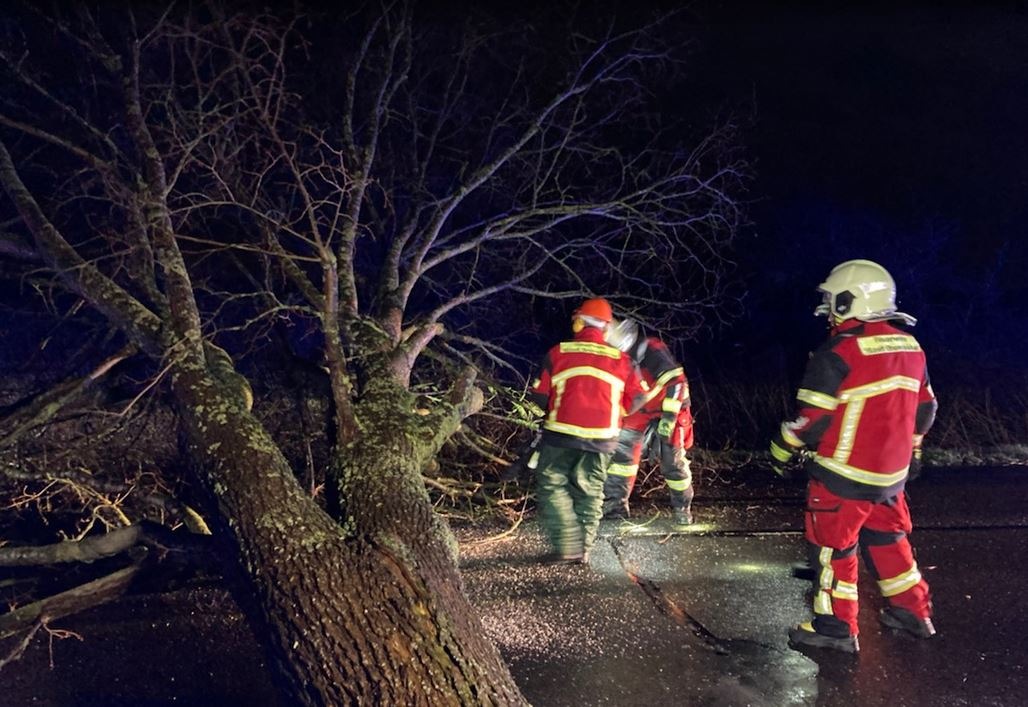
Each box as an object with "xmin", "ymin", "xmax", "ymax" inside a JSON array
[
  {"xmin": 602, "ymin": 319, "xmax": 696, "ymax": 526},
  {"xmin": 528, "ymin": 298, "xmax": 644, "ymax": 564},
  {"xmin": 771, "ymin": 259, "xmax": 938, "ymax": 654}
]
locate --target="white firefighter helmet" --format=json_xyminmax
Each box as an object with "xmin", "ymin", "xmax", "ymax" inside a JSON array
[
  {"xmin": 814, "ymin": 259, "xmax": 917, "ymax": 326},
  {"xmin": 605, "ymin": 318, "xmax": 640, "ymax": 352}
]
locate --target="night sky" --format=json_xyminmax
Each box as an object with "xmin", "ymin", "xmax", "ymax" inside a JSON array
[
  {"xmin": 3, "ymin": 2, "xmax": 1026, "ymax": 388},
  {"xmin": 675, "ymin": 3, "xmax": 1028, "ymax": 379}
]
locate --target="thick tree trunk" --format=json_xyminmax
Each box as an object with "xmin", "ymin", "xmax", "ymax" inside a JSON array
[{"xmin": 171, "ymin": 361, "xmax": 525, "ymax": 706}]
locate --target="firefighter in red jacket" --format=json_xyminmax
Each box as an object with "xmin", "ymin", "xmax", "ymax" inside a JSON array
[
  {"xmin": 528, "ymin": 298, "xmax": 645, "ymax": 564},
  {"xmin": 601, "ymin": 319, "xmax": 696, "ymax": 526},
  {"xmin": 771, "ymin": 259, "xmax": 938, "ymax": 653}
]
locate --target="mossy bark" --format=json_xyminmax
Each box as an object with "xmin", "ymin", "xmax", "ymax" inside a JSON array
[{"xmin": 172, "ymin": 359, "xmax": 525, "ymax": 706}]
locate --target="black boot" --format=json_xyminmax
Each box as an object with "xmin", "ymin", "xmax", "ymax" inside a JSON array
[
  {"xmin": 541, "ymin": 551, "xmax": 585, "ymax": 565},
  {"xmin": 791, "ymin": 561, "xmax": 817, "ymax": 581},
  {"xmin": 603, "ymin": 504, "xmax": 630, "ymax": 520},
  {"xmin": 879, "ymin": 607, "xmax": 936, "ymax": 638},
  {"xmin": 672, "ymin": 507, "xmax": 693, "ymax": 527},
  {"xmin": 788, "ymin": 622, "xmax": 859, "ymax": 653}
]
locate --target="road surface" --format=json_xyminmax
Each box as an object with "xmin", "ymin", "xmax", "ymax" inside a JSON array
[{"xmin": 458, "ymin": 466, "xmax": 1028, "ymax": 706}]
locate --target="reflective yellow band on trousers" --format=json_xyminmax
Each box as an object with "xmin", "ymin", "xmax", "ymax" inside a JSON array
[
  {"xmin": 814, "ymin": 546, "xmax": 835, "ymax": 616},
  {"xmin": 832, "ymin": 580, "xmax": 858, "ymax": 601},
  {"xmin": 814, "ymin": 589, "xmax": 834, "ymax": 615},
  {"xmin": 607, "ymin": 462, "xmax": 639, "ymax": 478},
  {"xmin": 878, "ymin": 565, "xmax": 923, "ymax": 597},
  {"xmin": 818, "ymin": 546, "xmax": 835, "ymax": 590}
]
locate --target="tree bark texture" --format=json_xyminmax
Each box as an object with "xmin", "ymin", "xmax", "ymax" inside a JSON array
[{"xmin": 171, "ymin": 360, "xmax": 525, "ymax": 706}]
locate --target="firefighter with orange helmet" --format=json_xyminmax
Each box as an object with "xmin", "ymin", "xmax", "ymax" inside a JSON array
[
  {"xmin": 602, "ymin": 319, "xmax": 696, "ymax": 526},
  {"xmin": 771, "ymin": 259, "xmax": 938, "ymax": 653},
  {"xmin": 528, "ymin": 298, "xmax": 645, "ymax": 563}
]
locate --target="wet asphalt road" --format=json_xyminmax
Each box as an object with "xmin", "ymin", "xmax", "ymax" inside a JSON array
[{"xmin": 458, "ymin": 467, "xmax": 1028, "ymax": 707}]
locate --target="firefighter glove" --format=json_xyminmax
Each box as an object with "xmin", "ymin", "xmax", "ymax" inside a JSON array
[
  {"xmin": 908, "ymin": 445, "xmax": 923, "ymax": 481},
  {"xmin": 497, "ymin": 448, "xmax": 538, "ymax": 485},
  {"xmin": 769, "ymin": 438, "xmax": 795, "ymax": 480},
  {"xmin": 657, "ymin": 417, "xmax": 675, "ymax": 440},
  {"xmin": 771, "ymin": 460, "xmax": 795, "ymax": 480},
  {"xmin": 500, "ymin": 439, "xmax": 541, "ymax": 483}
]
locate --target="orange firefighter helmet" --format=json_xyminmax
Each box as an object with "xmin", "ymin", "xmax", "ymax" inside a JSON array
[{"xmin": 573, "ymin": 297, "xmax": 613, "ymax": 323}]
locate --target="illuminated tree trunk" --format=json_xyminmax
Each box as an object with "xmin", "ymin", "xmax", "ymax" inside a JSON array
[{"xmin": 172, "ymin": 360, "xmax": 524, "ymax": 706}]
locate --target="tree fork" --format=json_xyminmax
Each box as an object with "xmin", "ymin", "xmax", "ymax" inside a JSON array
[{"xmin": 171, "ymin": 361, "xmax": 525, "ymax": 705}]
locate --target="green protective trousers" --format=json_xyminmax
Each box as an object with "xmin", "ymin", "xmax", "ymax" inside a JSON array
[{"xmin": 534, "ymin": 445, "xmax": 611, "ymax": 556}]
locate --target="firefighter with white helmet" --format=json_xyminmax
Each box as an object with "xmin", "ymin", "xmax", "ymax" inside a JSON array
[
  {"xmin": 813, "ymin": 258, "xmax": 918, "ymax": 325},
  {"xmin": 771, "ymin": 259, "xmax": 938, "ymax": 653},
  {"xmin": 602, "ymin": 318, "xmax": 696, "ymax": 526}
]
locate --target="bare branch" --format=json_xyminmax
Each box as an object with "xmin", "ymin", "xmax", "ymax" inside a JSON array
[
  {"xmin": 0, "ymin": 525, "xmax": 144, "ymax": 566},
  {"xmin": 122, "ymin": 32, "xmax": 204, "ymax": 354},
  {"xmin": 0, "ymin": 344, "xmax": 136, "ymax": 449},
  {"xmin": 0, "ymin": 140, "xmax": 164, "ymax": 352},
  {"xmin": 0, "ymin": 47, "xmax": 128, "ymax": 164},
  {"xmin": 0, "ymin": 563, "xmax": 143, "ymax": 641},
  {"xmin": 0, "ymin": 113, "xmax": 114, "ymax": 174}
]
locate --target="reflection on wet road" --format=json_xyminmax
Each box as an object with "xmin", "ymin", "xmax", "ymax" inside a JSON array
[{"xmin": 459, "ymin": 467, "xmax": 1028, "ymax": 706}]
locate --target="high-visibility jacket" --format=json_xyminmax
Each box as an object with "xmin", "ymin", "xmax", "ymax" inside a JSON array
[
  {"xmin": 772, "ymin": 319, "xmax": 938, "ymax": 501},
  {"xmin": 623, "ymin": 337, "xmax": 692, "ymax": 448},
  {"xmin": 529, "ymin": 327, "xmax": 645, "ymax": 453}
]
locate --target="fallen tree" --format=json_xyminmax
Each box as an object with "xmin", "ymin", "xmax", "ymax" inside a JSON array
[{"xmin": 0, "ymin": 2, "xmax": 747, "ymax": 703}]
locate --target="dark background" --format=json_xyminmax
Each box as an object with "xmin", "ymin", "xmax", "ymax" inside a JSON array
[
  {"xmin": 678, "ymin": 3, "xmax": 1028, "ymax": 385},
  {"xmin": 3, "ymin": 2, "xmax": 1026, "ymax": 432}
]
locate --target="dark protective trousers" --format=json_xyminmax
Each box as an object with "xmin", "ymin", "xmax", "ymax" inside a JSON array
[
  {"xmin": 602, "ymin": 419, "xmax": 693, "ymax": 517},
  {"xmin": 534, "ymin": 445, "xmax": 611, "ymax": 557},
  {"xmin": 804, "ymin": 479, "xmax": 933, "ymax": 637}
]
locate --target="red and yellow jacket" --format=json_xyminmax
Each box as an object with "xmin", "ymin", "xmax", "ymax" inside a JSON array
[
  {"xmin": 529, "ymin": 327, "xmax": 645, "ymax": 453},
  {"xmin": 772, "ymin": 319, "xmax": 938, "ymax": 501},
  {"xmin": 623, "ymin": 337, "xmax": 694, "ymax": 448}
]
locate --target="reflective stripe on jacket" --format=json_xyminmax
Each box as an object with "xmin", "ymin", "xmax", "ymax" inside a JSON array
[
  {"xmin": 530, "ymin": 327, "xmax": 645, "ymax": 453},
  {"xmin": 623, "ymin": 337, "xmax": 691, "ymax": 438},
  {"xmin": 774, "ymin": 319, "xmax": 938, "ymax": 501}
]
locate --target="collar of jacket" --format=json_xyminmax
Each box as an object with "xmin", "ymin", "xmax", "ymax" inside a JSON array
[
  {"xmin": 832, "ymin": 318, "xmax": 904, "ymax": 337},
  {"xmin": 573, "ymin": 326, "xmax": 608, "ymax": 343},
  {"xmin": 832, "ymin": 319, "xmax": 865, "ymax": 336}
]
